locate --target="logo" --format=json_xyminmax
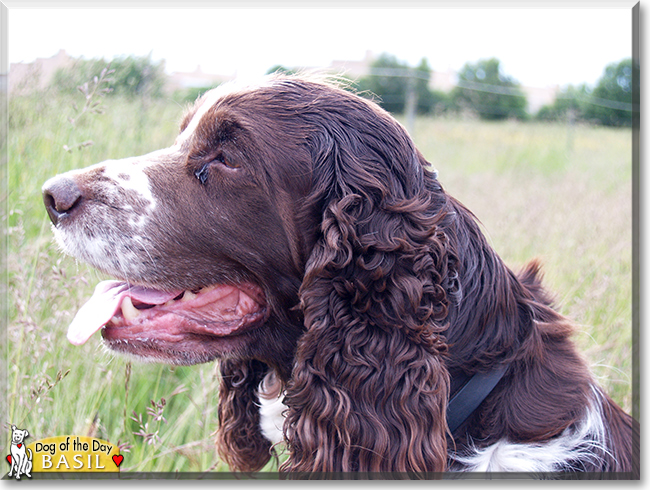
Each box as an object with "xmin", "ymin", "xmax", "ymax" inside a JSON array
[
  {"xmin": 7, "ymin": 425, "xmax": 33, "ymax": 480},
  {"xmin": 6, "ymin": 427, "xmax": 123, "ymax": 478}
]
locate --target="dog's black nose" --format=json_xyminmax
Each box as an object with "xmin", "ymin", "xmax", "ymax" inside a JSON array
[{"xmin": 42, "ymin": 176, "xmax": 82, "ymax": 225}]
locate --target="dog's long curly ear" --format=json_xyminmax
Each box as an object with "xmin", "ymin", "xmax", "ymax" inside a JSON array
[
  {"xmin": 216, "ymin": 359, "xmax": 272, "ymax": 472},
  {"xmin": 282, "ymin": 93, "xmax": 454, "ymax": 474}
]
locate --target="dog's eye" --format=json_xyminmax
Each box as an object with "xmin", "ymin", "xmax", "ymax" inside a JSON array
[
  {"xmin": 216, "ymin": 155, "xmax": 240, "ymax": 169},
  {"xmin": 194, "ymin": 156, "xmax": 241, "ymax": 184}
]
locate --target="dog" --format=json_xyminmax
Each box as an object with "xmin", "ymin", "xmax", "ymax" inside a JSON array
[
  {"xmin": 8, "ymin": 425, "xmax": 32, "ymax": 480},
  {"xmin": 42, "ymin": 76, "xmax": 638, "ymax": 477}
]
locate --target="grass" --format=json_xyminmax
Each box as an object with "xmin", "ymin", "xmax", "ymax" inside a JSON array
[
  {"xmin": 3, "ymin": 89, "xmax": 634, "ymax": 474},
  {"xmin": 4, "ymin": 90, "xmax": 234, "ymax": 473}
]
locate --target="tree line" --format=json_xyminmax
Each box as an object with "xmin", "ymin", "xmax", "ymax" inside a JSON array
[
  {"xmin": 345, "ymin": 53, "xmax": 636, "ymax": 127},
  {"xmin": 51, "ymin": 52, "xmax": 636, "ymax": 127}
]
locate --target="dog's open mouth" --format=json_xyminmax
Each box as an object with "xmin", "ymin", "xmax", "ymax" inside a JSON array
[{"xmin": 67, "ymin": 280, "xmax": 267, "ymax": 346}]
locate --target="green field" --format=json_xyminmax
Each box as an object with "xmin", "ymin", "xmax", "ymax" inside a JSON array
[{"xmin": 3, "ymin": 91, "xmax": 634, "ymax": 473}]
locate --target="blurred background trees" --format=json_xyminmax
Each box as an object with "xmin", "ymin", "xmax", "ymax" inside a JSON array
[
  {"xmin": 451, "ymin": 58, "xmax": 527, "ymax": 120},
  {"xmin": 45, "ymin": 51, "xmax": 635, "ymax": 128},
  {"xmin": 355, "ymin": 55, "xmax": 530, "ymax": 122},
  {"xmin": 355, "ymin": 53, "xmax": 452, "ymax": 116},
  {"xmin": 53, "ymin": 53, "xmax": 166, "ymax": 98},
  {"xmin": 535, "ymin": 84, "xmax": 589, "ymax": 123},
  {"xmin": 582, "ymin": 58, "xmax": 634, "ymax": 127},
  {"xmin": 536, "ymin": 59, "xmax": 634, "ymax": 127}
]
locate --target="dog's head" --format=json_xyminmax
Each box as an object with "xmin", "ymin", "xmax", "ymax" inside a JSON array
[
  {"xmin": 11, "ymin": 426, "xmax": 29, "ymax": 445},
  {"xmin": 43, "ymin": 77, "xmax": 447, "ymax": 374},
  {"xmin": 44, "ymin": 80, "xmax": 309, "ymax": 371}
]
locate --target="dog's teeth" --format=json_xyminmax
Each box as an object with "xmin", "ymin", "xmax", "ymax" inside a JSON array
[
  {"xmin": 181, "ymin": 290, "xmax": 197, "ymax": 302},
  {"xmin": 121, "ymin": 296, "xmax": 140, "ymax": 321}
]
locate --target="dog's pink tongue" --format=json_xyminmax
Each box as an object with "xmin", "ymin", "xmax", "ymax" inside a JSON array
[{"xmin": 67, "ymin": 281, "xmax": 181, "ymax": 346}]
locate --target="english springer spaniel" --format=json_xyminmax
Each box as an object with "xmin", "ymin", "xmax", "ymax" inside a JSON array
[{"xmin": 42, "ymin": 76, "xmax": 639, "ymax": 478}]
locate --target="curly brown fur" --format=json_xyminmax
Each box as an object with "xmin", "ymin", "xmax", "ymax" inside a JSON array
[
  {"xmin": 216, "ymin": 359, "xmax": 273, "ymax": 472},
  {"xmin": 283, "ymin": 154, "xmax": 453, "ymax": 473}
]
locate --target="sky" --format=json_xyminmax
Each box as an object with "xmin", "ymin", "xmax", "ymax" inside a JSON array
[{"xmin": 7, "ymin": 5, "xmax": 634, "ymax": 90}]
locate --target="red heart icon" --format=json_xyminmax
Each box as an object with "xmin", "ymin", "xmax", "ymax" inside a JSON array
[
  {"xmin": 112, "ymin": 454, "xmax": 124, "ymax": 467},
  {"xmin": 6, "ymin": 455, "xmax": 11, "ymax": 464},
  {"xmin": 17, "ymin": 444, "xmax": 22, "ymax": 449}
]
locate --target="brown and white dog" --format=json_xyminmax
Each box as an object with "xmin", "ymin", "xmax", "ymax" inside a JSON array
[{"xmin": 43, "ymin": 76, "xmax": 638, "ymax": 477}]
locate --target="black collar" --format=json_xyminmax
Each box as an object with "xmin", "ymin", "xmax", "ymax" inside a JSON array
[{"xmin": 446, "ymin": 364, "xmax": 509, "ymax": 434}]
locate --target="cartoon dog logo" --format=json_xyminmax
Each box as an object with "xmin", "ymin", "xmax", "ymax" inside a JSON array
[{"xmin": 7, "ymin": 425, "xmax": 33, "ymax": 480}]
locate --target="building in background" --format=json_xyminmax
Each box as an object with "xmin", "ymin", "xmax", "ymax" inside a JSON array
[
  {"xmin": 165, "ymin": 65, "xmax": 233, "ymax": 93},
  {"xmin": 8, "ymin": 49, "xmax": 73, "ymax": 95}
]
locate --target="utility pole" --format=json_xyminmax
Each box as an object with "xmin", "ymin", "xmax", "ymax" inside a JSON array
[{"xmin": 404, "ymin": 69, "xmax": 417, "ymax": 136}]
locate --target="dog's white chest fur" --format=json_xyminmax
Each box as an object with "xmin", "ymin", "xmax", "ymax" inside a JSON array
[{"xmin": 258, "ymin": 373, "xmax": 287, "ymax": 445}]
